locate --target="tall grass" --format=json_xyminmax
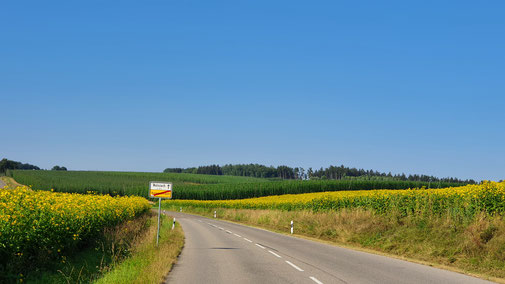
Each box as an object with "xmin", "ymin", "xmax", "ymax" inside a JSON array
[{"xmin": 94, "ymin": 213, "xmax": 184, "ymax": 284}]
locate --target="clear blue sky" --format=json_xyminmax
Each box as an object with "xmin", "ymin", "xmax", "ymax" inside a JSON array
[{"xmin": 1, "ymin": 1, "xmax": 504, "ymax": 181}]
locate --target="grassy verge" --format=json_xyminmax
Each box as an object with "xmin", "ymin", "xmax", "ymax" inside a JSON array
[
  {"xmin": 22, "ymin": 211, "xmax": 183, "ymax": 283},
  {"xmin": 165, "ymin": 205, "xmax": 505, "ymax": 283},
  {"xmin": 0, "ymin": 176, "xmax": 23, "ymax": 188},
  {"xmin": 95, "ymin": 212, "xmax": 184, "ymax": 284}
]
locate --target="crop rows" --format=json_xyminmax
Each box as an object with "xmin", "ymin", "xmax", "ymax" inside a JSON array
[
  {"xmin": 167, "ymin": 179, "xmax": 465, "ymax": 200},
  {"xmin": 10, "ymin": 170, "xmax": 466, "ymax": 200},
  {"xmin": 165, "ymin": 181, "xmax": 505, "ymax": 218},
  {"xmin": 10, "ymin": 170, "xmax": 267, "ymax": 197}
]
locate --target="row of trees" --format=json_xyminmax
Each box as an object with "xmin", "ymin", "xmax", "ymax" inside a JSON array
[
  {"xmin": 0, "ymin": 158, "xmax": 67, "ymax": 174},
  {"xmin": 51, "ymin": 166, "xmax": 67, "ymax": 171},
  {"xmin": 164, "ymin": 164, "xmax": 293, "ymax": 179},
  {"xmin": 163, "ymin": 165, "xmax": 224, "ymax": 175},
  {"xmin": 0, "ymin": 158, "xmax": 40, "ymax": 174},
  {"xmin": 309, "ymin": 165, "xmax": 476, "ymax": 183},
  {"xmin": 164, "ymin": 163, "xmax": 476, "ymax": 184}
]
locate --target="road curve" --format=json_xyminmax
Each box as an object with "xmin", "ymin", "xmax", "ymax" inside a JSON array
[{"xmin": 164, "ymin": 211, "xmax": 493, "ymax": 284}]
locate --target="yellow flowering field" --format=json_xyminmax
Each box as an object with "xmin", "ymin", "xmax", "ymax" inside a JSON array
[
  {"xmin": 0, "ymin": 186, "xmax": 150, "ymax": 266},
  {"xmin": 165, "ymin": 181, "xmax": 505, "ymax": 217}
]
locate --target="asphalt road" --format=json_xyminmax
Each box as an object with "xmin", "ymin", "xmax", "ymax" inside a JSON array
[{"xmin": 164, "ymin": 211, "xmax": 493, "ymax": 284}]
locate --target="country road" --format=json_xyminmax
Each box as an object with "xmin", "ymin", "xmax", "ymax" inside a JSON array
[
  {"xmin": 163, "ymin": 212, "xmax": 493, "ymax": 284},
  {"xmin": 0, "ymin": 178, "xmax": 6, "ymax": 188}
]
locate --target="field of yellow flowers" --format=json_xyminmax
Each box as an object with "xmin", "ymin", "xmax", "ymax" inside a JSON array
[
  {"xmin": 165, "ymin": 181, "xmax": 505, "ymax": 217},
  {"xmin": 0, "ymin": 185, "xmax": 150, "ymax": 270}
]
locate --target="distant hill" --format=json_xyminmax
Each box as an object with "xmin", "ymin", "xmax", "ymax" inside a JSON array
[
  {"xmin": 10, "ymin": 170, "xmax": 468, "ymax": 200},
  {"xmin": 10, "ymin": 170, "xmax": 268, "ymax": 197}
]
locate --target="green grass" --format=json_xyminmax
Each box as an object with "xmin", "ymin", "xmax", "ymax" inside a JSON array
[
  {"xmin": 95, "ymin": 214, "xmax": 183, "ymax": 284},
  {"xmin": 10, "ymin": 170, "xmax": 467, "ymax": 200},
  {"xmin": 21, "ymin": 241, "xmax": 109, "ymax": 283}
]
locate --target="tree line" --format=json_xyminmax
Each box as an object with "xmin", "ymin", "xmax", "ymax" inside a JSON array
[
  {"xmin": 0, "ymin": 158, "xmax": 67, "ymax": 174},
  {"xmin": 163, "ymin": 163, "xmax": 476, "ymax": 184},
  {"xmin": 0, "ymin": 158, "xmax": 40, "ymax": 174}
]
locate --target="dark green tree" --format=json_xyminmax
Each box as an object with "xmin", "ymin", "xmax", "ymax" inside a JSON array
[{"xmin": 51, "ymin": 166, "xmax": 67, "ymax": 171}]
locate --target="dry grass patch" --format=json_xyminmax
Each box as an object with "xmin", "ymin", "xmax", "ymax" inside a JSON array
[{"xmin": 0, "ymin": 176, "xmax": 24, "ymax": 188}]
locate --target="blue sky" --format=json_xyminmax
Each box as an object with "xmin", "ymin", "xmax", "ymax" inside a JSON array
[{"xmin": 1, "ymin": 1, "xmax": 504, "ymax": 181}]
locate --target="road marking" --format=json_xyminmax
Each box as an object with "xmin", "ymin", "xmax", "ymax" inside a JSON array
[
  {"xmin": 268, "ymin": 250, "xmax": 282, "ymax": 258},
  {"xmin": 310, "ymin": 276, "xmax": 323, "ymax": 284},
  {"xmin": 218, "ymin": 227, "xmax": 224, "ymax": 230},
  {"xmin": 234, "ymin": 233, "xmax": 242, "ymax": 237},
  {"xmin": 285, "ymin": 261, "xmax": 304, "ymax": 271},
  {"xmin": 255, "ymin": 244, "xmax": 266, "ymax": 249},
  {"xmin": 244, "ymin": 238, "xmax": 253, "ymax": 242},
  {"xmin": 225, "ymin": 230, "xmax": 232, "ymax": 234}
]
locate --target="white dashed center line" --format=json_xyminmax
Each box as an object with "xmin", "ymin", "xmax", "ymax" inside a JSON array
[
  {"xmin": 310, "ymin": 276, "xmax": 324, "ymax": 284},
  {"xmin": 255, "ymin": 243, "xmax": 266, "ymax": 249},
  {"xmin": 197, "ymin": 218, "xmax": 328, "ymax": 284},
  {"xmin": 268, "ymin": 250, "xmax": 282, "ymax": 258},
  {"xmin": 285, "ymin": 261, "xmax": 304, "ymax": 271}
]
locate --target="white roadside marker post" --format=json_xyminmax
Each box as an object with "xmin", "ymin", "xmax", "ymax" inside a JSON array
[
  {"xmin": 214, "ymin": 211, "xmax": 217, "ymax": 218},
  {"xmin": 291, "ymin": 220, "xmax": 294, "ymax": 234},
  {"xmin": 180, "ymin": 207, "xmax": 182, "ymax": 212},
  {"xmin": 172, "ymin": 217, "xmax": 176, "ymax": 230}
]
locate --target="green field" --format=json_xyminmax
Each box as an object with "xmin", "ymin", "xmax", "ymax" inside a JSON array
[
  {"xmin": 9, "ymin": 170, "xmax": 267, "ymax": 197},
  {"xmin": 10, "ymin": 170, "xmax": 467, "ymax": 200},
  {"xmin": 171, "ymin": 179, "xmax": 467, "ymax": 200}
]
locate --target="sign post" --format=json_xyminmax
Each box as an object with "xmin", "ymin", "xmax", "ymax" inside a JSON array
[{"xmin": 149, "ymin": 181, "xmax": 173, "ymax": 246}]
